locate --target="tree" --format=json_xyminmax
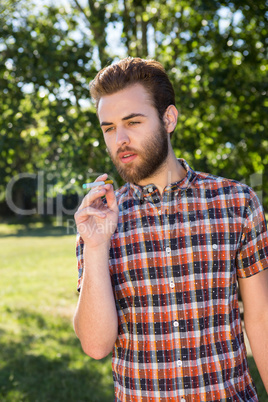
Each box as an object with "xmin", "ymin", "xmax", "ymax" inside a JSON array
[
  {"xmin": 0, "ymin": 0, "xmax": 267, "ymax": 217},
  {"xmin": 0, "ymin": 1, "xmax": 110, "ymax": 215}
]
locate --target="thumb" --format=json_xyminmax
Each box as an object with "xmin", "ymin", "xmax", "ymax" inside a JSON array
[{"xmin": 105, "ymin": 184, "xmax": 118, "ymax": 212}]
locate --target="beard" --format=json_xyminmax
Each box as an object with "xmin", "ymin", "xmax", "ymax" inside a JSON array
[{"xmin": 107, "ymin": 121, "xmax": 169, "ymax": 184}]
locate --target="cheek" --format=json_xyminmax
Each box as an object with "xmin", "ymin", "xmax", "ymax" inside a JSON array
[
  {"xmin": 103, "ymin": 135, "xmax": 111, "ymax": 148},
  {"xmin": 104, "ymin": 137, "xmax": 115, "ymax": 155}
]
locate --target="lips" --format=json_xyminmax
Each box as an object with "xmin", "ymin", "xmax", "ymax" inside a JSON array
[{"xmin": 118, "ymin": 151, "xmax": 137, "ymax": 164}]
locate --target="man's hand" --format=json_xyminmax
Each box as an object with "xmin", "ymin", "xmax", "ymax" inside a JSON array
[
  {"xmin": 73, "ymin": 173, "xmax": 119, "ymax": 358},
  {"xmin": 74, "ymin": 173, "xmax": 119, "ymax": 247}
]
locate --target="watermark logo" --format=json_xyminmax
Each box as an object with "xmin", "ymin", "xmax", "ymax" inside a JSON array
[
  {"xmin": 5, "ymin": 171, "xmax": 119, "ymax": 233},
  {"xmin": 5, "ymin": 169, "xmax": 264, "ymax": 234}
]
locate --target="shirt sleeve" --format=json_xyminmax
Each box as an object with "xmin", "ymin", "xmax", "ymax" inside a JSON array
[
  {"xmin": 236, "ymin": 189, "xmax": 268, "ymax": 278},
  {"xmin": 76, "ymin": 233, "xmax": 84, "ymax": 291}
]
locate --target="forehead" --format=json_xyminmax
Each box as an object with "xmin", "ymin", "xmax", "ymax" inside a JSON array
[{"xmin": 97, "ymin": 84, "xmax": 154, "ymax": 120}]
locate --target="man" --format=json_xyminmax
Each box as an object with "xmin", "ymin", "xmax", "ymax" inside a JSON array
[{"xmin": 74, "ymin": 57, "xmax": 268, "ymax": 401}]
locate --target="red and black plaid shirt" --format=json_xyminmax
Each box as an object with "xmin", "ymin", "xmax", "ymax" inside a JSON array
[{"xmin": 76, "ymin": 159, "xmax": 268, "ymax": 401}]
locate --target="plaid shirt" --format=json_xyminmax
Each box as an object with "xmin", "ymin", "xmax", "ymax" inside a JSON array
[{"xmin": 76, "ymin": 159, "xmax": 268, "ymax": 401}]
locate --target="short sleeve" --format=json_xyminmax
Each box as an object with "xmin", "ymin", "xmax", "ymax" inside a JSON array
[
  {"xmin": 236, "ymin": 189, "xmax": 268, "ymax": 278},
  {"xmin": 76, "ymin": 233, "xmax": 84, "ymax": 291}
]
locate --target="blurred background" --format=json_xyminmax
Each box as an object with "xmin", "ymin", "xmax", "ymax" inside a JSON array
[{"xmin": 0, "ymin": 0, "xmax": 267, "ymax": 400}]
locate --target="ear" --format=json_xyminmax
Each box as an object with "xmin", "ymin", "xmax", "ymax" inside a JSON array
[{"xmin": 163, "ymin": 105, "xmax": 178, "ymax": 134}]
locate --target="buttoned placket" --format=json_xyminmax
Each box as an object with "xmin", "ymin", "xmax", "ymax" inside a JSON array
[
  {"xmin": 161, "ymin": 189, "xmax": 187, "ymax": 384},
  {"xmin": 143, "ymin": 184, "xmax": 186, "ymax": 389}
]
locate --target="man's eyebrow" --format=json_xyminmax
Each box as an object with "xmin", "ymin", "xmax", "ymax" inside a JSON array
[
  {"xmin": 122, "ymin": 113, "xmax": 146, "ymax": 121},
  {"xmin": 100, "ymin": 121, "xmax": 113, "ymax": 127},
  {"xmin": 100, "ymin": 113, "xmax": 146, "ymax": 127}
]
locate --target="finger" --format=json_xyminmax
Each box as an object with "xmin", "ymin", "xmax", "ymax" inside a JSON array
[
  {"xmin": 103, "ymin": 184, "xmax": 118, "ymax": 211},
  {"xmin": 79, "ymin": 187, "xmax": 107, "ymax": 210},
  {"xmin": 75, "ymin": 205, "xmax": 106, "ymax": 222},
  {"xmin": 95, "ymin": 173, "xmax": 108, "ymax": 182}
]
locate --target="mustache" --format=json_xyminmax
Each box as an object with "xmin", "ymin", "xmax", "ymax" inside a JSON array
[{"xmin": 116, "ymin": 146, "xmax": 138, "ymax": 156}]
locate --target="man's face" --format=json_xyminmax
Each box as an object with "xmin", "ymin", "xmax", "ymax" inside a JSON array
[{"xmin": 98, "ymin": 84, "xmax": 169, "ymax": 185}]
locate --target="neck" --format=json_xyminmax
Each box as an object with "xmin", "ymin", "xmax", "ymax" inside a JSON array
[{"xmin": 137, "ymin": 148, "xmax": 186, "ymax": 194}]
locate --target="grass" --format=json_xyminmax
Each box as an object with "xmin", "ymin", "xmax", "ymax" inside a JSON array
[
  {"xmin": 0, "ymin": 221, "xmax": 114, "ymax": 402},
  {"xmin": 0, "ymin": 221, "xmax": 267, "ymax": 401}
]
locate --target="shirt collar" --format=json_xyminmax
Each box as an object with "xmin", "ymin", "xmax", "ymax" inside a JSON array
[{"xmin": 127, "ymin": 159, "xmax": 195, "ymax": 202}]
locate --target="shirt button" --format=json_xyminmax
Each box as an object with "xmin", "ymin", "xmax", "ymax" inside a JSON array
[
  {"xmin": 148, "ymin": 186, "xmax": 154, "ymax": 193},
  {"xmin": 166, "ymin": 247, "xmax": 171, "ymax": 254},
  {"xmin": 173, "ymin": 320, "xmax": 179, "ymax": 327},
  {"xmin": 176, "ymin": 359, "xmax": 182, "ymax": 367},
  {"xmin": 181, "ymin": 398, "xmax": 186, "ymax": 402},
  {"xmin": 212, "ymin": 244, "xmax": 218, "ymax": 249},
  {"xmin": 170, "ymin": 281, "xmax": 175, "ymax": 288}
]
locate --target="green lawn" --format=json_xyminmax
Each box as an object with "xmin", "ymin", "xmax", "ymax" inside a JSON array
[
  {"xmin": 0, "ymin": 222, "xmax": 114, "ymax": 402},
  {"xmin": 0, "ymin": 221, "xmax": 266, "ymax": 401}
]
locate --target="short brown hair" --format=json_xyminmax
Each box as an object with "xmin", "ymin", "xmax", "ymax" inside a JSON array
[{"xmin": 89, "ymin": 57, "xmax": 176, "ymax": 122}]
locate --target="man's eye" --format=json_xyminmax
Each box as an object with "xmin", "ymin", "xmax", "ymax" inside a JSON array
[
  {"xmin": 105, "ymin": 127, "xmax": 114, "ymax": 133},
  {"xmin": 129, "ymin": 121, "xmax": 140, "ymax": 126}
]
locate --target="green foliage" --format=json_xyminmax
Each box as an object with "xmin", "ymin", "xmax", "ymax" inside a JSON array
[
  {"xmin": 0, "ymin": 0, "xmax": 267, "ymax": 212},
  {"xmin": 0, "ymin": 2, "xmax": 108, "ymax": 204}
]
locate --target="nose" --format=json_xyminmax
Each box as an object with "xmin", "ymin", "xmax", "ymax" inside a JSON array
[{"xmin": 116, "ymin": 126, "xmax": 130, "ymax": 147}]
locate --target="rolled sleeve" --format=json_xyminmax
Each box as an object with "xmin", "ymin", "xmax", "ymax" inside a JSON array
[{"xmin": 236, "ymin": 190, "xmax": 268, "ymax": 278}]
